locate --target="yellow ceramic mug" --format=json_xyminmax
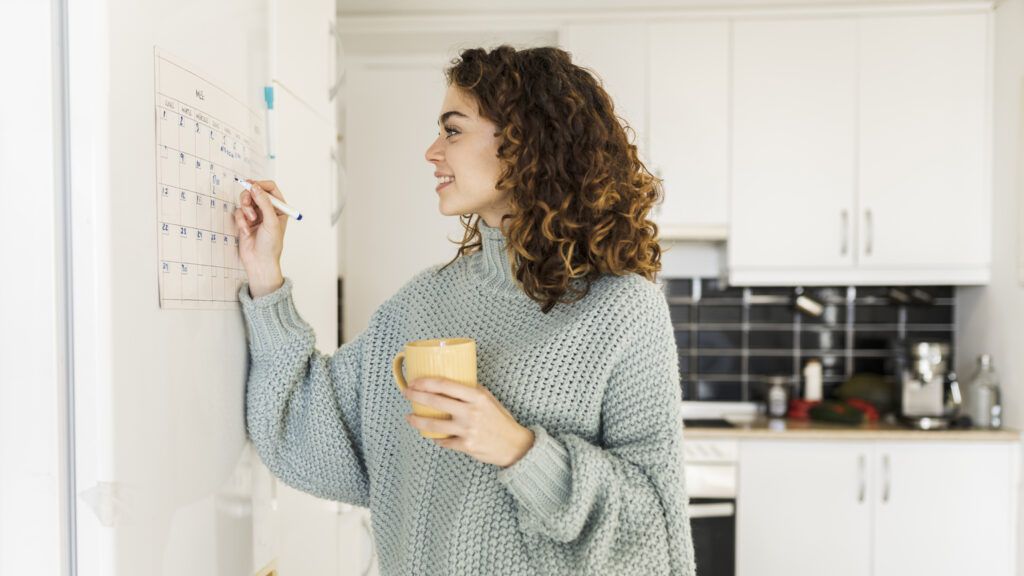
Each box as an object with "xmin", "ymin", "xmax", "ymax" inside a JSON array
[{"xmin": 392, "ymin": 338, "xmax": 478, "ymax": 439}]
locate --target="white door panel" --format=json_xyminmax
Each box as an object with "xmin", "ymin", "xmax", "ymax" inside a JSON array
[
  {"xmin": 737, "ymin": 441, "xmax": 872, "ymax": 576},
  {"xmin": 872, "ymin": 442, "xmax": 1014, "ymax": 576},
  {"xmin": 274, "ymin": 84, "xmax": 339, "ymax": 353},
  {"xmin": 649, "ymin": 20, "xmax": 730, "ymax": 236},
  {"xmin": 857, "ymin": 13, "xmax": 990, "ymax": 269},
  {"xmin": 730, "ymin": 18, "xmax": 857, "ymax": 272}
]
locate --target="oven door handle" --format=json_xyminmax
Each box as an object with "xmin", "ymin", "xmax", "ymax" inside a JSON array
[{"xmin": 688, "ymin": 502, "xmax": 735, "ymax": 519}]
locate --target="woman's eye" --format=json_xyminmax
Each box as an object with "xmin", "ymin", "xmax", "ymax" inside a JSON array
[{"xmin": 443, "ymin": 125, "xmax": 459, "ymax": 138}]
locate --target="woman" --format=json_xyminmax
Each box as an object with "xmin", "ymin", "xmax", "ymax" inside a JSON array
[{"xmin": 234, "ymin": 45, "xmax": 695, "ymax": 576}]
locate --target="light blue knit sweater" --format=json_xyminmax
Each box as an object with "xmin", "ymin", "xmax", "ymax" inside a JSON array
[{"xmin": 239, "ymin": 218, "xmax": 695, "ymax": 575}]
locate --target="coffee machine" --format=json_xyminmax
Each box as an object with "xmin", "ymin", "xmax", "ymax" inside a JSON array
[{"xmin": 899, "ymin": 341, "xmax": 962, "ymax": 430}]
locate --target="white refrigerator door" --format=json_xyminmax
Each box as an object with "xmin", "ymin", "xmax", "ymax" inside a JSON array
[{"xmin": 67, "ymin": 0, "xmax": 275, "ymax": 574}]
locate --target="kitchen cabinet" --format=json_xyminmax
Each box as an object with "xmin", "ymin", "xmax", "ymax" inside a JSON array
[
  {"xmin": 857, "ymin": 14, "xmax": 990, "ymax": 276},
  {"xmin": 559, "ymin": 23, "xmax": 649, "ymax": 161},
  {"xmin": 737, "ymin": 439, "xmax": 1018, "ymax": 576},
  {"xmin": 274, "ymin": 85, "xmax": 339, "ymax": 353},
  {"xmin": 871, "ymin": 442, "xmax": 1014, "ymax": 576},
  {"xmin": 736, "ymin": 441, "xmax": 870, "ymax": 576},
  {"xmin": 648, "ymin": 21, "xmax": 730, "ymax": 240},
  {"xmin": 729, "ymin": 18, "xmax": 858, "ymax": 274},
  {"xmin": 337, "ymin": 504, "xmax": 379, "ymax": 576},
  {"xmin": 729, "ymin": 12, "xmax": 992, "ymax": 285},
  {"xmin": 276, "ymin": 483, "xmax": 343, "ymax": 575},
  {"xmin": 271, "ymin": 0, "xmax": 338, "ymax": 122},
  {"xmin": 561, "ymin": 21, "xmax": 734, "ymax": 240}
]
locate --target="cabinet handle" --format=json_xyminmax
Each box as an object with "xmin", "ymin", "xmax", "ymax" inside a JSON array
[
  {"xmin": 328, "ymin": 21, "xmax": 345, "ymax": 102},
  {"xmin": 864, "ymin": 209, "xmax": 874, "ymax": 257},
  {"xmin": 359, "ymin": 513, "xmax": 377, "ymax": 576},
  {"xmin": 650, "ymin": 168, "xmax": 663, "ymax": 218},
  {"xmin": 330, "ymin": 146, "xmax": 346, "ymax": 226},
  {"xmin": 857, "ymin": 453, "xmax": 865, "ymax": 503},
  {"xmin": 881, "ymin": 453, "xmax": 891, "ymax": 504},
  {"xmin": 840, "ymin": 210, "xmax": 849, "ymax": 256},
  {"xmin": 689, "ymin": 502, "xmax": 736, "ymax": 518}
]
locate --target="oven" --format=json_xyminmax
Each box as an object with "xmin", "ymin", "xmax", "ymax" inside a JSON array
[
  {"xmin": 690, "ymin": 496, "xmax": 736, "ymax": 576},
  {"xmin": 683, "ymin": 435, "xmax": 738, "ymax": 576}
]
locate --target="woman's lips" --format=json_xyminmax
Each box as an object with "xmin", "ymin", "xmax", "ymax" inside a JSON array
[{"xmin": 436, "ymin": 180, "xmax": 453, "ymax": 193}]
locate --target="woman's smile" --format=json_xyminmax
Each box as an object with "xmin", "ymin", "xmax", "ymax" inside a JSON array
[{"xmin": 436, "ymin": 175, "xmax": 455, "ymax": 193}]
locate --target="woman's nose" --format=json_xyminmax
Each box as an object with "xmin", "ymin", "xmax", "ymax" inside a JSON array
[{"xmin": 425, "ymin": 136, "xmax": 443, "ymax": 163}]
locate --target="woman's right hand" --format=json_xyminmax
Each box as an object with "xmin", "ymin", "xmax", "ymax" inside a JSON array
[{"xmin": 233, "ymin": 179, "xmax": 288, "ymax": 298}]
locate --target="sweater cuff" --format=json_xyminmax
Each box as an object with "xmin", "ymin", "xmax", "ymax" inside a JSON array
[
  {"xmin": 496, "ymin": 424, "xmax": 573, "ymax": 522},
  {"xmin": 238, "ymin": 277, "xmax": 310, "ymax": 352}
]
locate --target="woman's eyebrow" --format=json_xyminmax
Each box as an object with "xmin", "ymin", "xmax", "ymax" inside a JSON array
[{"xmin": 438, "ymin": 110, "xmax": 469, "ymax": 125}]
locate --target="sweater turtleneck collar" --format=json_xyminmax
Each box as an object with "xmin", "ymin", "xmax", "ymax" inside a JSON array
[{"xmin": 470, "ymin": 217, "xmax": 523, "ymax": 296}]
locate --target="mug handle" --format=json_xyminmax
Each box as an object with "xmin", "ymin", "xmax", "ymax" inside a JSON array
[{"xmin": 392, "ymin": 351, "xmax": 407, "ymax": 392}]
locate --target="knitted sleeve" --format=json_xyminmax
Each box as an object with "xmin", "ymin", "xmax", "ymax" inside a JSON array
[
  {"xmin": 495, "ymin": 283, "xmax": 696, "ymax": 576},
  {"xmin": 239, "ymin": 277, "xmax": 377, "ymax": 507}
]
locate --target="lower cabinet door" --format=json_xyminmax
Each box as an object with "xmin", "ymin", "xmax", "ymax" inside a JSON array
[
  {"xmin": 737, "ymin": 440, "xmax": 872, "ymax": 576},
  {"xmin": 872, "ymin": 442, "xmax": 1015, "ymax": 576},
  {"xmin": 276, "ymin": 483, "xmax": 342, "ymax": 576}
]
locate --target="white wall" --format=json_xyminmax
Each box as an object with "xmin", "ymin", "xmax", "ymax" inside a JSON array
[
  {"xmin": 0, "ymin": 1, "xmax": 68, "ymax": 574},
  {"xmin": 955, "ymin": 0, "xmax": 1024, "ymax": 572}
]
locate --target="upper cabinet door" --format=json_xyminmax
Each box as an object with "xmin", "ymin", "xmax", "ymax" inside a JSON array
[
  {"xmin": 857, "ymin": 13, "xmax": 990, "ymax": 275},
  {"xmin": 648, "ymin": 20, "xmax": 730, "ymax": 239},
  {"xmin": 872, "ymin": 442, "xmax": 1014, "ymax": 576},
  {"xmin": 729, "ymin": 18, "xmax": 857, "ymax": 274},
  {"xmin": 560, "ymin": 23, "xmax": 649, "ymax": 162},
  {"xmin": 271, "ymin": 0, "xmax": 337, "ymax": 121}
]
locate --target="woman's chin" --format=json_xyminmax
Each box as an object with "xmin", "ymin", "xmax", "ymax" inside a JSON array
[{"xmin": 437, "ymin": 200, "xmax": 466, "ymax": 218}]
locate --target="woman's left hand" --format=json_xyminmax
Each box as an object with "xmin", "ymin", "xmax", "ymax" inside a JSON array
[{"xmin": 403, "ymin": 377, "xmax": 535, "ymax": 468}]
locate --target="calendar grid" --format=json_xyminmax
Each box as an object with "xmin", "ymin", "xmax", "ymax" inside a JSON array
[
  {"xmin": 156, "ymin": 96, "xmax": 257, "ymax": 172},
  {"xmin": 154, "ymin": 49, "xmax": 265, "ymax": 310}
]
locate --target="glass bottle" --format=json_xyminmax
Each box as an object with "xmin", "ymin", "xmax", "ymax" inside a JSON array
[
  {"xmin": 963, "ymin": 354, "xmax": 1002, "ymax": 429},
  {"xmin": 767, "ymin": 376, "xmax": 789, "ymax": 419}
]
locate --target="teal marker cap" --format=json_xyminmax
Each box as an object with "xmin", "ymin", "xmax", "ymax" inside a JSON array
[{"xmin": 263, "ymin": 86, "xmax": 274, "ymax": 110}]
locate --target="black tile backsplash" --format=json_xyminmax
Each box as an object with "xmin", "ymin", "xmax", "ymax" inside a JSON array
[
  {"xmin": 749, "ymin": 330, "xmax": 794, "ymax": 349},
  {"xmin": 669, "ymin": 305, "xmax": 692, "ymax": 324},
  {"xmin": 748, "ymin": 306, "xmax": 796, "ymax": 324},
  {"xmin": 698, "ymin": 330, "xmax": 742, "ymax": 349},
  {"xmin": 799, "ymin": 329, "xmax": 846, "ymax": 350},
  {"xmin": 664, "ymin": 278, "xmax": 956, "ymax": 402},
  {"xmin": 698, "ymin": 305, "xmax": 743, "ymax": 323}
]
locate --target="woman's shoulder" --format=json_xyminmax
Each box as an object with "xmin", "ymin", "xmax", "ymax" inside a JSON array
[
  {"xmin": 588, "ymin": 272, "xmax": 668, "ymax": 314},
  {"xmin": 581, "ymin": 273, "xmax": 673, "ymax": 339},
  {"xmin": 585, "ymin": 274, "xmax": 675, "ymax": 361}
]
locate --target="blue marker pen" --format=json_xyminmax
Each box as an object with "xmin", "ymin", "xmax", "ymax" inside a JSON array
[{"xmin": 235, "ymin": 177, "xmax": 303, "ymax": 221}]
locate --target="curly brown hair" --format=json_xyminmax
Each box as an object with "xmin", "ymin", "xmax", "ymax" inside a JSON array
[{"xmin": 438, "ymin": 45, "xmax": 664, "ymax": 314}]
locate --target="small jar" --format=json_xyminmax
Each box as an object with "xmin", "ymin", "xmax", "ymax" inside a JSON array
[{"xmin": 766, "ymin": 376, "xmax": 790, "ymax": 418}]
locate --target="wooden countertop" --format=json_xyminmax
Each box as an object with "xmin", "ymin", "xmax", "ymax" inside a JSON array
[{"xmin": 684, "ymin": 416, "xmax": 1022, "ymax": 442}]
